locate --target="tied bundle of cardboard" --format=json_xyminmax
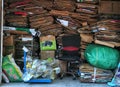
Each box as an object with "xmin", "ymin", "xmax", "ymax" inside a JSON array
[
  {"xmin": 77, "ymin": 24, "xmax": 94, "ymax": 60},
  {"xmin": 94, "ymin": 20, "xmax": 120, "ymax": 48},
  {"xmin": 53, "ymin": 0, "xmax": 75, "ymax": 12},
  {"xmin": 76, "ymin": 0, "xmax": 99, "ymax": 25},
  {"xmin": 79, "ymin": 63, "xmax": 113, "ymax": 83},
  {"xmin": 4, "ymin": 0, "xmax": 32, "ymax": 27}
]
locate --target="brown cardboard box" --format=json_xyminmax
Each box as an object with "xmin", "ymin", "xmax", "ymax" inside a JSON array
[
  {"xmin": 41, "ymin": 51, "xmax": 55, "ymax": 60},
  {"xmin": 3, "ymin": 36, "xmax": 15, "ymax": 56},
  {"xmin": 99, "ymin": 1, "xmax": 120, "ymax": 14},
  {"xmin": 3, "ymin": 36, "xmax": 14, "ymax": 46},
  {"xmin": 79, "ymin": 63, "xmax": 113, "ymax": 83},
  {"xmin": 80, "ymin": 34, "xmax": 93, "ymax": 43}
]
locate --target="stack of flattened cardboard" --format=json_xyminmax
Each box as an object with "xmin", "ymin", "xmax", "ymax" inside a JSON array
[
  {"xmin": 28, "ymin": 8, "xmax": 63, "ymax": 36},
  {"xmin": 28, "ymin": 9, "xmax": 54, "ymax": 29},
  {"xmin": 79, "ymin": 63, "xmax": 113, "ymax": 83},
  {"xmin": 50, "ymin": 10, "xmax": 81, "ymax": 34},
  {"xmin": 22, "ymin": 2, "xmax": 64, "ymax": 36},
  {"xmin": 57, "ymin": 16, "xmax": 82, "ymax": 30},
  {"xmin": 5, "ymin": 14, "xmax": 28, "ymax": 27},
  {"xmin": 40, "ymin": 24, "xmax": 63, "ymax": 36},
  {"xmin": 53, "ymin": 0, "xmax": 75, "ymax": 12},
  {"xmin": 31, "ymin": 0, "xmax": 53, "ymax": 10},
  {"xmin": 76, "ymin": 0, "xmax": 99, "ymax": 25},
  {"xmin": 80, "ymin": 33, "xmax": 94, "ymax": 60},
  {"xmin": 77, "ymin": 23, "xmax": 94, "ymax": 60},
  {"xmin": 4, "ymin": 0, "xmax": 33, "ymax": 27},
  {"xmin": 94, "ymin": 20, "xmax": 120, "ymax": 48}
]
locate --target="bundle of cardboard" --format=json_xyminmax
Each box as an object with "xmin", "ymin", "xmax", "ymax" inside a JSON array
[
  {"xmin": 76, "ymin": 1, "xmax": 99, "ymax": 25},
  {"xmin": 5, "ymin": 14, "xmax": 28, "ymax": 27},
  {"xmin": 77, "ymin": 25, "xmax": 94, "ymax": 60},
  {"xmin": 50, "ymin": 10, "xmax": 82, "ymax": 34},
  {"xmin": 80, "ymin": 33, "xmax": 94, "ymax": 60},
  {"xmin": 4, "ymin": 0, "xmax": 32, "ymax": 27},
  {"xmin": 94, "ymin": 20, "xmax": 120, "ymax": 48},
  {"xmin": 40, "ymin": 24, "xmax": 63, "ymax": 36},
  {"xmin": 31, "ymin": 0, "xmax": 53, "ymax": 10},
  {"xmin": 79, "ymin": 63, "xmax": 113, "ymax": 83},
  {"xmin": 29, "ymin": 12, "xmax": 54, "ymax": 29},
  {"xmin": 53, "ymin": 0, "xmax": 75, "ymax": 12}
]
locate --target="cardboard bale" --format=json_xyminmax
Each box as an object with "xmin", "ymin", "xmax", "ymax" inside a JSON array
[
  {"xmin": 94, "ymin": 19, "xmax": 120, "ymax": 47},
  {"xmin": 79, "ymin": 63, "xmax": 113, "ymax": 83},
  {"xmin": 57, "ymin": 16, "xmax": 82, "ymax": 30},
  {"xmin": 29, "ymin": 12, "xmax": 54, "ymax": 29},
  {"xmin": 75, "ymin": 1, "xmax": 99, "ymax": 25},
  {"xmin": 5, "ymin": 15, "xmax": 28, "ymax": 27},
  {"xmin": 54, "ymin": 0, "xmax": 75, "ymax": 12},
  {"xmin": 31, "ymin": 0, "xmax": 53, "ymax": 10}
]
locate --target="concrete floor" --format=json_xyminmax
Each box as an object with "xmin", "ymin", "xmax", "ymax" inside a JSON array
[{"xmin": 1, "ymin": 77, "xmax": 110, "ymax": 87}]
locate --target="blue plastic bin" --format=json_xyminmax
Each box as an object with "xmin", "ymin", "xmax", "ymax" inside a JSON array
[{"xmin": 23, "ymin": 51, "xmax": 52, "ymax": 83}]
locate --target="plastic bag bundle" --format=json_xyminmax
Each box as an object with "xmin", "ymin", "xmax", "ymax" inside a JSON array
[
  {"xmin": 2, "ymin": 54, "xmax": 23, "ymax": 82},
  {"xmin": 23, "ymin": 57, "xmax": 60, "ymax": 81},
  {"xmin": 85, "ymin": 44, "xmax": 120, "ymax": 69}
]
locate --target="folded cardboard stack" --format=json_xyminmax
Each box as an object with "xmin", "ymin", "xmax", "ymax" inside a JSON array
[
  {"xmin": 31, "ymin": 0, "xmax": 53, "ymax": 10},
  {"xmin": 57, "ymin": 16, "xmax": 82, "ymax": 30},
  {"xmin": 94, "ymin": 20, "xmax": 120, "ymax": 48},
  {"xmin": 76, "ymin": 0, "xmax": 99, "ymax": 25},
  {"xmin": 53, "ymin": 0, "xmax": 75, "ymax": 12},
  {"xmin": 80, "ymin": 33, "xmax": 94, "ymax": 60},
  {"xmin": 40, "ymin": 24, "xmax": 63, "ymax": 36},
  {"xmin": 50, "ymin": 10, "xmax": 82, "ymax": 34},
  {"xmin": 79, "ymin": 63, "xmax": 113, "ymax": 83},
  {"xmin": 4, "ymin": 0, "xmax": 32, "ymax": 27},
  {"xmin": 29, "ymin": 13, "xmax": 54, "ymax": 29},
  {"xmin": 5, "ymin": 14, "xmax": 28, "ymax": 27},
  {"xmin": 77, "ymin": 21, "xmax": 94, "ymax": 59}
]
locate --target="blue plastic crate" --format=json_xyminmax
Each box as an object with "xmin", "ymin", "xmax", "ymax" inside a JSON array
[{"xmin": 23, "ymin": 51, "xmax": 52, "ymax": 83}]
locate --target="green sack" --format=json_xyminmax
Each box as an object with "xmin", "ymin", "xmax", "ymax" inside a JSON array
[
  {"xmin": 85, "ymin": 44, "xmax": 120, "ymax": 69},
  {"xmin": 2, "ymin": 54, "xmax": 23, "ymax": 82},
  {"xmin": 40, "ymin": 35, "xmax": 56, "ymax": 51}
]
